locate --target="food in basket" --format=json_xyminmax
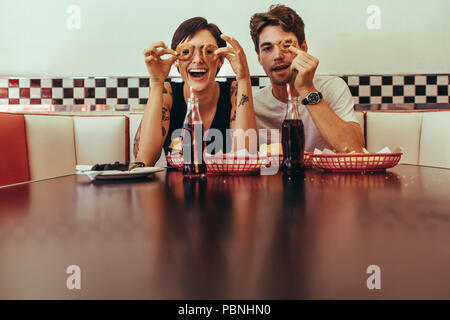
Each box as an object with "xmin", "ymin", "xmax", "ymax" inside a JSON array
[
  {"xmin": 259, "ymin": 142, "xmax": 283, "ymax": 155},
  {"xmin": 204, "ymin": 149, "xmax": 268, "ymax": 175},
  {"xmin": 310, "ymin": 146, "xmax": 402, "ymax": 172},
  {"xmin": 169, "ymin": 137, "xmax": 182, "ymax": 155},
  {"xmin": 259, "ymin": 143, "xmax": 314, "ymax": 167}
]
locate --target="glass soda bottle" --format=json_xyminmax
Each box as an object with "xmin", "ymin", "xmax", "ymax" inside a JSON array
[
  {"xmin": 281, "ymin": 96, "xmax": 305, "ymax": 174},
  {"xmin": 182, "ymin": 97, "xmax": 207, "ymax": 179}
]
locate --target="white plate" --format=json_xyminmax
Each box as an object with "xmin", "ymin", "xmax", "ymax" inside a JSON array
[{"xmin": 76, "ymin": 165, "xmax": 165, "ymax": 181}]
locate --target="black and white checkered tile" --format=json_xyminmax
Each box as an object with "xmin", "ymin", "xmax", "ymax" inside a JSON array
[
  {"xmin": 346, "ymin": 75, "xmax": 450, "ymax": 104},
  {"xmin": 0, "ymin": 78, "xmax": 151, "ymax": 105},
  {"xmin": 1, "ymin": 75, "xmax": 449, "ymax": 105}
]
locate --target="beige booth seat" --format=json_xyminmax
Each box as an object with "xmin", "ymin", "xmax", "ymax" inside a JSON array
[
  {"xmin": 73, "ymin": 116, "xmax": 128, "ymax": 165},
  {"xmin": 14, "ymin": 109, "xmax": 450, "ymax": 185},
  {"xmin": 366, "ymin": 112, "xmax": 423, "ymax": 165},
  {"xmin": 129, "ymin": 114, "xmax": 166, "ymax": 167},
  {"xmin": 25, "ymin": 115, "xmax": 77, "ymax": 181},
  {"xmin": 419, "ymin": 111, "xmax": 450, "ymax": 169}
]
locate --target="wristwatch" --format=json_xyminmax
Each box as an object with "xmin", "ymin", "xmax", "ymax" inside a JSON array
[{"xmin": 301, "ymin": 91, "xmax": 322, "ymax": 105}]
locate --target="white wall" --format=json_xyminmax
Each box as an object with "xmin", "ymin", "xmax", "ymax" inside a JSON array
[{"xmin": 1, "ymin": 0, "xmax": 449, "ymax": 77}]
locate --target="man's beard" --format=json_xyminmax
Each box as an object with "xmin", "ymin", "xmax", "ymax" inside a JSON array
[{"xmin": 270, "ymin": 68, "xmax": 297, "ymax": 86}]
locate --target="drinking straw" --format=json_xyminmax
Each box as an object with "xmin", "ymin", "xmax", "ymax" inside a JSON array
[
  {"xmin": 286, "ymin": 83, "xmax": 292, "ymax": 102},
  {"xmin": 190, "ymin": 87, "xmax": 197, "ymax": 163},
  {"xmin": 286, "ymin": 83, "xmax": 294, "ymax": 115},
  {"xmin": 190, "ymin": 87, "xmax": 195, "ymax": 122}
]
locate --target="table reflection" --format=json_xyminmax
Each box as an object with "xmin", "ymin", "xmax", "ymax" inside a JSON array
[{"xmin": 1, "ymin": 165, "xmax": 449, "ymax": 299}]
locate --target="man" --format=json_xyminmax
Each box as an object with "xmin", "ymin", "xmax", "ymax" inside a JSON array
[{"xmin": 250, "ymin": 5, "xmax": 364, "ymax": 152}]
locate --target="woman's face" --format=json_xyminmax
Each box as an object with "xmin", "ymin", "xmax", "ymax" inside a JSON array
[{"xmin": 175, "ymin": 29, "xmax": 223, "ymax": 92}]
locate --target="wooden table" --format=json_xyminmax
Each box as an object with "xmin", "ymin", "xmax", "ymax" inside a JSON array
[{"xmin": 1, "ymin": 165, "xmax": 449, "ymax": 299}]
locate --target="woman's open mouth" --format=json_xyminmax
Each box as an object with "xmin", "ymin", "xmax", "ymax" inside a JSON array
[{"xmin": 188, "ymin": 68, "xmax": 208, "ymax": 81}]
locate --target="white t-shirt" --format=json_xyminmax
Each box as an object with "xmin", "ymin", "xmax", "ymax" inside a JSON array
[{"xmin": 253, "ymin": 75, "xmax": 358, "ymax": 152}]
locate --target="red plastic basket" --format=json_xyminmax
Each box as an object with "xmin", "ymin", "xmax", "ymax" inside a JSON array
[
  {"xmin": 304, "ymin": 152, "xmax": 313, "ymax": 167},
  {"xmin": 310, "ymin": 152, "xmax": 403, "ymax": 172},
  {"xmin": 204, "ymin": 154, "xmax": 270, "ymax": 175},
  {"xmin": 166, "ymin": 153, "xmax": 269, "ymax": 174},
  {"xmin": 266, "ymin": 152, "xmax": 313, "ymax": 168},
  {"xmin": 169, "ymin": 152, "xmax": 314, "ymax": 170},
  {"xmin": 166, "ymin": 154, "xmax": 184, "ymax": 169}
]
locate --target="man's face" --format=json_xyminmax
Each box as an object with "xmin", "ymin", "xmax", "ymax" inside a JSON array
[{"xmin": 257, "ymin": 25, "xmax": 302, "ymax": 86}]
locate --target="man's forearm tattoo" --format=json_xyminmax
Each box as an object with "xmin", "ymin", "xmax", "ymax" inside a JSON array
[
  {"xmin": 238, "ymin": 94, "xmax": 249, "ymax": 108},
  {"xmin": 133, "ymin": 123, "xmax": 142, "ymax": 158},
  {"xmin": 162, "ymin": 126, "xmax": 166, "ymax": 137}
]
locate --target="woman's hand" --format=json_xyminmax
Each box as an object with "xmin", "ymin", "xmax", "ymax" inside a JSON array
[
  {"xmin": 215, "ymin": 35, "xmax": 250, "ymax": 82},
  {"xmin": 143, "ymin": 42, "xmax": 178, "ymax": 84}
]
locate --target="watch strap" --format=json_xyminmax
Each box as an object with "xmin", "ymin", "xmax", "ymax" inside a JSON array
[{"xmin": 302, "ymin": 92, "xmax": 322, "ymax": 105}]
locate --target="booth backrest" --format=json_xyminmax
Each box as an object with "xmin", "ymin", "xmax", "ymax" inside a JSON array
[
  {"xmin": 1, "ymin": 109, "xmax": 449, "ymax": 187},
  {"xmin": 0, "ymin": 113, "xmax": 30, "ymax": 186},
  {"xmin": 25, "ymin": 115, "xmax": 77, "ymax": 181},
  {"xmin": 364, "ymin": 110, "xmax": 450, "ymax": 168},
  {"xmin": 366, "ymin": 112, "xmax": 423, "ymax": 165},
  {"xmin": 419, "ymin": 111, "xmax": 450, "ymax": 168},
  {"xmin": 1, "ymin": 113, "xmax": 130, "ymax": 186},
  {"xmin": 73, "ymin": 116, "xmax": 128, "ymax": 165}
]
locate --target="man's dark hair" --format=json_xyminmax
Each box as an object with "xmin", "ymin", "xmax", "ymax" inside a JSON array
[
  {"xmin": 171, "ymin": 17, "xmax": 226, "ymax": 50},
  {"xmin": 249, "ymin": 4, "xmax": 305, "ymax": 53}
]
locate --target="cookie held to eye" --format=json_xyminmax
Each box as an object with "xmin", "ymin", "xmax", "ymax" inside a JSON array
[
  {"xmin": 203, "ymin": 43, "xmax": 218, "ymax": 61},
  {"xmin": 279, "ymin": 37, "xmax": 298, "ymax": 53},
  {"xmin": 176, "ymin": 43, "xmax": 194, "ymax": 61}
]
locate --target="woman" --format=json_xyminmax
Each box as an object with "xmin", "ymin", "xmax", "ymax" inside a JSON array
[{"xmin": 134, "ymin": 17, "xmax": 257, "ymax": 166}]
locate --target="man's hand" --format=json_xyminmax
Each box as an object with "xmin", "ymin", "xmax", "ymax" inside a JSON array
[
  {"xmin": 288, "ymin": 46, "xmax": 319, "ymax": 97},
  {"xmin": 143, "ymin": 42, "xmax": 178, "ymax": 84}
]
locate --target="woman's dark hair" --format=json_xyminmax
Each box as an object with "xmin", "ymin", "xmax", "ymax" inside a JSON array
[{"xmin": 171, "ymin": 17, "xmax": 226, "ymax": 50}]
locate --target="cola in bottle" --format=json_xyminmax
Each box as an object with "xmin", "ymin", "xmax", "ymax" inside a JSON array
[
  {"xmin": 282, "ymin": 96, "xmax": 305, "ymax": 174},
  {"xmin": 182, "ymin": 97, "xmax": 207, "ymax": 179}
]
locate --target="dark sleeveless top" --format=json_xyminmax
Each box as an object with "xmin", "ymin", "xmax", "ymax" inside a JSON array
[{"xmin": 163, "ymin": 81, "xmax": 233, "ymax": 156}]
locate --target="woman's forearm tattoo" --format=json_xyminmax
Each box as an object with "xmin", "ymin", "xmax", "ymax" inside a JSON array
[
  {"xmin": 133, "ymin": 123, "xmax": 142, "ymax": 158},
  {"xmin": 230, "ymin": 110, "xmax": 237, "ymax": 122},
  {"xmin": 238, "ymin": 94, "xmax": 249, "ymax": 108},
  {"xmin": 133, "ymin": 86, "xmax": 171, "ymax": 158},
  {"xmin": 230, "ymin": 85, "xmax": 238, "ymax": 98},
  {"xmin": 162, "ymin": 86, "xmax": 172, "ymax": 97},
  {"xmin": 162, "ymin": 107, "xmax": 170, "ymax": 121}
]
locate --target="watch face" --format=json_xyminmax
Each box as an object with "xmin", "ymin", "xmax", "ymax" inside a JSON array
[{"xmin": 308, "ymin": 92, "xmax": 320, "ymax": 104}]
